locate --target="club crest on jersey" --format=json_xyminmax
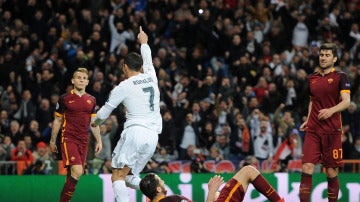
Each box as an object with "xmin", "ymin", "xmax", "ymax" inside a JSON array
[
  {"xmin": 345, "ymin": 82, "xmax": 350, "ymax": 88},
  {"xmin": 328, "ymin": 78, "xmax": 333, "ymax": 84},
  {"xmin": 87, "ymin": 100, "xmax": 92, "ymax": 104}
]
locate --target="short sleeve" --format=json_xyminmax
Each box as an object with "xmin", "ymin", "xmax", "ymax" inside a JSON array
[
  {"xmin": 339, "ymin": 73, "xmax": 351, "ymax": 94},
  {"xmin": 55, "ymin": 95, "xmax": 66, "ymax": 117}
]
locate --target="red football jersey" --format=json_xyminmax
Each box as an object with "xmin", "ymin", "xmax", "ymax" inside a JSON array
[
  {"xmin": 55, "ymin": 90, "xmax": 96, "ymax": 144},
  {"xmin": 306, "ymin": 68, "xmax": 351, "ymax": 133}
]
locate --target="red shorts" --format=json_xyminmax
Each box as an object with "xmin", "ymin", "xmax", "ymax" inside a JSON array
[
  {"xmin": 217, "ymin": 178, "xmax": 245, "ymax": 202},
  {"xmin": 302, "ymin": 131, "xmax": 343, "ymax": 168},
  {"xmin": 61, "ymin": 140, "xmax": 88, "ymax": 167}
]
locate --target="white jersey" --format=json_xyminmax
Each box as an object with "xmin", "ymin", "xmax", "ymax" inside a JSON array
[{"xmin": 96, "ymin": 44, "xmax": 162, "ymax": 134}]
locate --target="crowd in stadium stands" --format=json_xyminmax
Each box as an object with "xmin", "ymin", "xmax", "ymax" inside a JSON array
[{"xmin": 0, "ymin": 0, "xmax": 360, "ymax": 175}]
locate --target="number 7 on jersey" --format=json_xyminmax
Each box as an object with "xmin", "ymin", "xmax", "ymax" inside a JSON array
[{"xmin": 142, "ymin": 87, "xmax": 154, "ymax": 111}]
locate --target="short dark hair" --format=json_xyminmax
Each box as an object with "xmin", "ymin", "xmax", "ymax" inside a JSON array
[
  {"xmin": 320, "ymin": 43, "xmax": 338, "ymax": 58},
  {"xmin": 139, "ymin": 173, "xmax": 159, "ymax": 200},
  {"xmin": 124, "ymin": 52, "xmax": 143, "ymax": 72}
]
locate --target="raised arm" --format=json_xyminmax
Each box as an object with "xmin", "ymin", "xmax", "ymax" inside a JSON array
[
  {"xmin": 108, "ymin": 14, "xmax": 117, "ymax": 34},
  {"xmin": 138, "ymin": 26, "xmax": 156, "ymax": 78}
]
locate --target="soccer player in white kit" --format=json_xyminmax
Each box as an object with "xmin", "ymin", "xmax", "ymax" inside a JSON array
[{"xmin": 92, "ymin": 26, "xmax": 162, "ymax": 202}]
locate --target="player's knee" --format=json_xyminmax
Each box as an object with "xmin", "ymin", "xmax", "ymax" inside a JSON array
[
  {"xmin": 112, "ymin": 171, "xmax": 127, "ymax": 182},
  {"xmin": 302, "ymin": 163, "xmax": 315, "ymax": 174},
  {"xmin": 71, "ymin": 168, "xmax": 83, "ymax": 179},
  {"xmin": 242, "ymin": 165, "xmax": 259, "ymax": 174},
  {"xmin": 325, "ymin": 168, "xmax": 338, "ymax": 178},
  {"xmin": 234, "ymin": 165, "xmax": 259, "ymax": 181}
]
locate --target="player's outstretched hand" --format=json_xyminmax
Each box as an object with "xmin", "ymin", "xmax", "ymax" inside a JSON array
[
  {"xmin": 137, "ymin": 26, "xmax": 148, "ymax": 44},
  {"xmin": 206, "ymin": 175, "xmax": 224, "ymax": 202}
]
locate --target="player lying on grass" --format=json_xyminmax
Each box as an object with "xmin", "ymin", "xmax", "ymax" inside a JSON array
[{"xmin": 140, "ymin": 165, "xmax": 284, "ymax": 202}]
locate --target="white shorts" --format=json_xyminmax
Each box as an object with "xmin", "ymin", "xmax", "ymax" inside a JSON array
[{"xmin": 111, "ymin": 125, "xmax": 158, "ymax": 175}]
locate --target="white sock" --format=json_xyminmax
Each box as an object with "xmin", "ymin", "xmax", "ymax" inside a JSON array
[
  {"xmin": 112, "ymin": 180, "xmax": 129, "ymax": 202},
  {"xmin": 125, "ymin": 175, "xmax": 141, "ymax": 190}
]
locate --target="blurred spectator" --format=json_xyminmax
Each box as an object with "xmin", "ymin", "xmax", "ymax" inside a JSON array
[
  {"xmin": 190, "ymin": 101, "xmax": 204, "ymax": 127},
  {"xmin": 211, "ymin": 134, "xmax": 231, "ymax": 160},
  {"xmin": 11, "ymin": 139, "xmax": 34, "ymax": 162},
  {"xmin": 8, "ymin": 120, "xmax": 23, "ymax": 146},
  {"xmin": 152, "ymin": 146, "xmax": 178, "ymax": 163},
  {"xmin": 108, "ymin": 8, "xmax": 135, "ymax": 53},
  {"xmin": 62, "ymin": 30, "xmax": 83, "ymax": 67},
  {"xmin": 274, "ymin": 104, "xmax": 295, "ymax": 137},
  {"xmin": 292, "ymin": 13, "xmax": 309, "ymax": 49},
  {"xmin": 342, "ymin": 101, "xmax": 360, "ymax": 139},
  {"xmin": 0, "ymin": 109, "xmax": 11, "ymax": 134},
  {"xmin": 342, "ymin": 126, "xmax": 354, "ymax": 160},
  {"xmin": 100, "ymin": 159, "xmax": 113, "ymax": 174},
  {"xmin": 349, "ymin": 137, "xmax": 360, "ymax": 159},
  {"xmin": 159, "ymin": 110, "xmax": 178, "ymax": 153},
  {"xmin": 284, "ymin": 79, "xmax": 297, "ymax": 110},
  {"xmin": 183, "ymin": 145, "xmax": 202, "ymax": 161},
  {"xmin": 0, "ymin": 134, "xmax": 7, "ymax": 161},
  {"xmin": 248, "ymin": 108, "xmax": 262, "ymax": 137},
  {"xmin": 97, "ymin": 117, "xmax": 118, "ymax": 161},
  {"xmin": 0, "ymin": 135, "xmax": 15, "ymax": 161},
  {"xmin": 207, "ymin": 146, "xmax": 224, "ymax": 162},
  {"xmin": 32, "ymin": 141, "xmax": 51, "ymax": 162},
  {"xmin": 214, "ymin": 99, "xmax": 233, "ymax": 129},
  {"xmin": 199, "ymin": 121, "xmax": 216, "ymax": 150},
  {"xmin": 253, "ymin": 76, "xmax": 268, "ymax": 103},
  {"xmin": 88, "ymin": 81, "xmax": 107, "ymax": 107},
  {"xmin": 26, "ymin": 120, "xmax": 42, "ymax": 146},
  {"xmin": 190, "ymin": 157, "xmax": 210, "ymax": 173},
  {"xmin": 13, "ymin": 89, "xmax": 36, "ymax": 128},
  {"xmin": 230, "ymin": 114, "xmax": 253, "ymax": 161},
  {"xmin": 143, "ymin": 158, "xmax": 169, "ymax": 174},
  {"xmin": 38, "ymin": 69, "xmax": 56, "ymax": 101},
  {"xmin": 253, "ymin": 120, "xmax": 274, "ymax": 170},
  {"xmin": 24, "ymin": 134, "xmax": 35, "ymax": 152},
  {"xmin": 36, "ymin": 98, "xmax": 53, "ymax": 133},
  {"xmin": 178, "ymin": 113, "xmax": 201, "ymax": 160},
  {"xmin": 32, "ymin": 141, "xmax": 54, "ymax": 174},
  {"xmin": 260, "ymin": 82, "xmax": 282, "ymax": 115},
  {"xmin": 22, "ymin": 159, "xmax": 46, "ymax": 175}
]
